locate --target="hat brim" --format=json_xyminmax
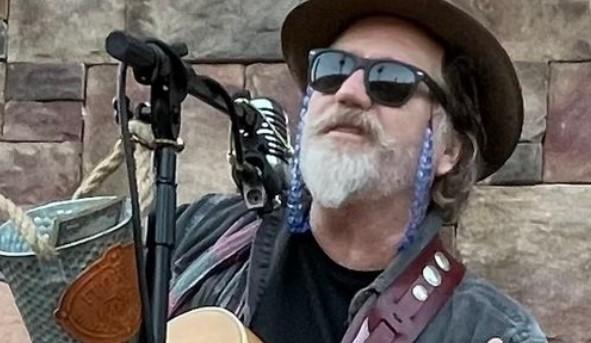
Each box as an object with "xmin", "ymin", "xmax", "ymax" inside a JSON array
[{"xmin": 281, "ymin": 0, "xmax": 523, "ymax": 179}]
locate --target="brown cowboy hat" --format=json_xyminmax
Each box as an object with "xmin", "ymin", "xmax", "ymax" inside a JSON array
[{"xmin": 281, "ymin": 0, "xmax": 523, "ymax": 179}]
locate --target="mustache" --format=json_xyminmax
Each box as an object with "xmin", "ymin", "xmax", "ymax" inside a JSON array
[{"xmin": 305, "ymin": 106, "xmax": 395, "ymax": 149}]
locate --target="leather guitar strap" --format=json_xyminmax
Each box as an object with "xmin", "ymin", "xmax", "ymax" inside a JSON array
[{"xmin": 365, "ymin": 236, "xmax": 465, "ymax": 343}]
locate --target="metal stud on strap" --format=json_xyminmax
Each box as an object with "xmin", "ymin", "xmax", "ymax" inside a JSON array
[
  {"xmin": 412, "ymin": 285, "xmax": 429, "ymax": 302},
  {"xmin": 434, "ymin": 251, "xmax": 451, "ymax": 272},
  {"xmin": 423, "ymin": 265, "xmax": 442, "ymax": 287}
]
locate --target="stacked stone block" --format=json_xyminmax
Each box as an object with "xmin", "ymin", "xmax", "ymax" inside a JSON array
[{"xmin": 0, "ymin": 0, "xmax": 590, "ymax": 342}]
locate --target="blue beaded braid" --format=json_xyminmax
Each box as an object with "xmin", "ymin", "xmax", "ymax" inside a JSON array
[
  {"xmin": 287, "ymin": 86, "xmax": 314, "ymax": 233},
  {"xmin": 398, "ymin": 125, "xmax": 434, "ymax": 251}
]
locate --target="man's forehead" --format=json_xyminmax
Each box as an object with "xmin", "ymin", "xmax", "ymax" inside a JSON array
[
  {"xmin": 329, "ymin": 15, "xmax": 445, "ymax": 79},
  {"xmin": 332, "ymin": 16, "xmax": 443, "ymax": 53}
]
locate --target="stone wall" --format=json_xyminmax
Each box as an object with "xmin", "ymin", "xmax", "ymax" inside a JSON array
[{"xmin": 0, "ymin": 0, "xmax": 589, "ymax": 342}]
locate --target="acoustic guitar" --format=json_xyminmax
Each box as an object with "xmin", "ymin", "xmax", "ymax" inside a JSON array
[{"xmin": 167, "ymin": 307, "xmax": 263, "ymax": 343}]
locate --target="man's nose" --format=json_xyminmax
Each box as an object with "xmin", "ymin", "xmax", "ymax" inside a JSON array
[{"xmin": 334, "ymin": 70, "xmax": 372, "ymax": 110}]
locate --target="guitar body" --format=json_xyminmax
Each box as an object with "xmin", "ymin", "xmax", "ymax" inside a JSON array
[{"xmin": 167, "ymin": 307, "xmax": 263, "ymax": 343}]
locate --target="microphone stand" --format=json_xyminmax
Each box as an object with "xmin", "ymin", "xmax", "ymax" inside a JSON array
[
  {"xmin": 107, "ymin": 31, "xmax": 189, "ymax": 343},
  {"xmin": 105, "ymin": 30, "xmax": 266, "ymax": 343}
]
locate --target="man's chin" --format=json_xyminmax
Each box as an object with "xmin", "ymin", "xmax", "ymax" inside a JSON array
[
  {"xmin": 310, "ymin": 190, "xmax": 355, "ymax": 209},
  {"xmin": 310, "ymin": 134, "xmax": 376, "ymax": 154},
  {"xmin": 311, "ymin": 187, "xmax": 385, "ymax": 210}
]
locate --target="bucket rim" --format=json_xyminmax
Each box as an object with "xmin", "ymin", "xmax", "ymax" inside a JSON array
[{"xmin": 0, "ymin": 196, "xmax": 132, "ymax": 257}]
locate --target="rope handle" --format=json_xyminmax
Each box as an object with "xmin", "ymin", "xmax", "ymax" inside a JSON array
[
  {"xmin": 0, "ymin": 120, "xmax": 155, "ymax": 258},
  {"xmin": 0, "ymin": 193, "xmax": 55, "ymax": 257}
]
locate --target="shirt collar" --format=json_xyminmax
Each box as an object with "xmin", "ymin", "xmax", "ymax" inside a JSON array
[{"xmin": 363, "ymin": 208, "xmax": 445, "ymax": 294}]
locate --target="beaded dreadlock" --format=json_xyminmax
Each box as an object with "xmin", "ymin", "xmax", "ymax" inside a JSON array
[
  {"xmin": 286, "ymin": 86, "xmax": 314, "ymax": 233},
  {"xmin": 398, "ymin": 124, "xmax": 434, "ymax": 251}
]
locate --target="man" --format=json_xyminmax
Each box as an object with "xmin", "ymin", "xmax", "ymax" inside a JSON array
[{"xmin": 169, "ymin": 0, "xmax": 547, "ymax": 342}]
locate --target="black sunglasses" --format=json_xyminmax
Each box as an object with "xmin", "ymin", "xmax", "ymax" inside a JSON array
[{"xmin": 308, "ymin": 48, "xmax": 448, "ymax": 108}]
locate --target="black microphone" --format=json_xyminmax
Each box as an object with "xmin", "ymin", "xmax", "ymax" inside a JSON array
[
  {"xmin": 106, "ymin": 31, "xmax": 158, "ymax": 70},
  {"xmin": 230, "ymin": 94, "xmax": 292, "ymax": 212}
]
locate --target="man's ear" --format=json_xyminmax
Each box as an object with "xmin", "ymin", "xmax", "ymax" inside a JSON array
[{"xmin": 435, "ymin": 133, "xmax": 462, "ymax": 176}]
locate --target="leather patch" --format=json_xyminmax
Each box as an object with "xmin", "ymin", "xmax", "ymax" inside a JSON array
[{"xmin": 54, "ymin": 244, "xmax": 141, "ymax": 343}]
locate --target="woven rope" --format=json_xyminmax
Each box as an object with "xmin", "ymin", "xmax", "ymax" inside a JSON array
[
  {"xmin": 0, "ymin": 193, "xmax": 55, "ymax": 258},
  {"xmin": 0, "ymin": 120, "xmax": 155, "ymax": 257},
  {"xmin": 71, "ymin": 140, "xmax": 125, "ymax": 200},
  {"xmin": 73, "ymin": 120, "xmax": 155, "ymax": 214}
]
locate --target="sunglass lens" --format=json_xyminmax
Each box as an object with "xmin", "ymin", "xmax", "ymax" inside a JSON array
[
  {"xmin": 310, "ymin": 51, "xmax": 356, "ymax": 93},
  {"xmin": 368, "ymin": 62, "xmax": 416, "ymax": 106}
]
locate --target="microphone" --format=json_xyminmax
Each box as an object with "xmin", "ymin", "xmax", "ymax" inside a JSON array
[{"xmin": 230, "ymin": 94, "xmax": 292, "ymax": 212}]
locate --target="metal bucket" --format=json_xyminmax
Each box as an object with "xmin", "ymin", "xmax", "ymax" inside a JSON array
[{"xmin": 0, "ymin": 196, "xmax": 141, "ymax": 343}]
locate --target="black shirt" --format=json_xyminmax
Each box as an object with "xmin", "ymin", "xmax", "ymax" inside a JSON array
[{"xmin": 250, "ymin": 232, "xmax": 381, "ymax": 343}]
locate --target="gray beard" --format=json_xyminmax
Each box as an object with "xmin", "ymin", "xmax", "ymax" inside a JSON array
[{"xmin": 300, "ymin": 136, "xmax": 417, "ymax": 208}]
